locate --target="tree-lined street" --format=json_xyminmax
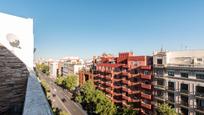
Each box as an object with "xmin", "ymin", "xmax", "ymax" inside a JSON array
[{"xmin": 38, "ymin": 71, "xmax": 86, "ymax": 115}]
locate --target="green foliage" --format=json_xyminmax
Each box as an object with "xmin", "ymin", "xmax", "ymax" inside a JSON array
[
  {"xmin": 74, "ymin": 80, "xmax": 116, "ymax": 115},
  {"xmin": 55, "ymin": 76, "xmax": 64, "ymax": 85},
  {"xmin": 122, "ymin": 107, "xmax": 138, "ymax": 115},
  {"xmin": 157, "ymin": 103, "xmax": 177, "ymax": 115},
  {"xmin": 55, "ymin": 74, "xmax": 78, "ymax": 91},
  {"xmin": 36, "ymin": 63, "xmax": 49, "ymax": 75},
  {"xmin": 41, "ymin": 79, "xmax": 51, "ymax": 99},
  {"xmin": 64, "ymin": 75, "xmax": 78, "ymax": 91},
  {"xmin": 53, "ymin": 107, "xmax": 69, "ymax": 115}
]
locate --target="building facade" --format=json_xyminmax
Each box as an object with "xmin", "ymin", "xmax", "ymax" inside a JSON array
[
  {"xmin": 49, "ymin": 61, "xmax": 58, "ymax": 79},
  {"xmin": 92, "ymin": 52, "xmax": 153, "ymax": 114},
  {"xmin": 153, "ymin": 50, "xmax": 204, "ymax": 115}
]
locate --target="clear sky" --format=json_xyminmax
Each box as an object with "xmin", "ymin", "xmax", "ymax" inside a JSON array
[{"xmin": 0, "ymin": 0, "xmax": 204, "ymax": 59}]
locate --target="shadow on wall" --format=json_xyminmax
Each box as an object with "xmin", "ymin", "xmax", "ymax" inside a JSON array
[{"xmin": 0, "ymin": 44, "xmax": 29, "ymax": 115}]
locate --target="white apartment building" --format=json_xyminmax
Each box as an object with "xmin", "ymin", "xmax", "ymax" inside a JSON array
[
  {"xmin": 62, "ymin": 57, "xmax": 84, "ymax": 76},
  {"xmin": 153, "ymin": 50, "xmax": 204, "ymax": 115},
  {"xmin": 49, "ymin": 61, "xmax": 58, "ymax": 79}
]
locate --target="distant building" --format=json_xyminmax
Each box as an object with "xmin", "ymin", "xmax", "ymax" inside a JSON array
[
  {"xmin": 153, "ymin": 50, "xmax": 204, "ymax": 115},
  {"xmin": 49, "ymin": 61, "xmax": 58, "ymax": 79},
  {"xmin": 62, "ymin": 57, "xmax": 84, "ymax": 76}
]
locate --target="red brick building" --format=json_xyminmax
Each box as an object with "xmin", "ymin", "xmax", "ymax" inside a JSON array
[{"xmin": 79, "ymin": 52, "xmax": 153, "ymax": 114}]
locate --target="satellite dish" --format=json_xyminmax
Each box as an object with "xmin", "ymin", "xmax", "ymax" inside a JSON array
[{"xmin": 6, "ymin": 33, "xmax": 21, "ymax": 49}]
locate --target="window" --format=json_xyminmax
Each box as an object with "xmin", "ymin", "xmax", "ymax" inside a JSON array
[
  {"xmin": 168, "ymin": 71, "xmax": 174, "ymax": 77},
  {"xmin": 197, "ymin": 58, "xmax": 203, "ymax": 62},
  {"xmin": 181, "ymin": 73, "xmax": 188, "ymax": 78},
  {"xmin": 157, "ymin": 59, "xmax": 163, "ymax": 64},
  {"xmin": 196, "ymin": 74, "xmax": 204, "ymax": 80}
]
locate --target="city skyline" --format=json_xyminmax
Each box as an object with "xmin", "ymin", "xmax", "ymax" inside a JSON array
[{"xmin": 0, "ymin": 0, "xmax": 204, "ymax": 59}]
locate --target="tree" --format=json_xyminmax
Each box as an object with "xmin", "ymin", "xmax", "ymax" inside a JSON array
[
  {"xmin": 75, "ymin": 80, "xmax": 116, "ymax": 115},
  {"xmin": 157, "ymin": 103, "xmax": 177, "ymax": 115},
  {"xmin": 64, "ymin": 74, "xmax": 78, "ymax": 91},
  {"xmin": 36, "ymin": 63, "xmax": 49, "ymax": 75},
  {"xmin": 55, "ymin": 76, "xmax": 64, "ymax": 86},
  {"xmin": 122, "ymin": 107, "xmax": 138, "ymax": 115},
  {"xmin": 94, "ymin": 90, "xmax": 116, "ymax": 115}
]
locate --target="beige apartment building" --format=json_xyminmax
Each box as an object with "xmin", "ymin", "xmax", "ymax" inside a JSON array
[{"xmin": 153, "ymin": 50, "xmax": 204, "ymax": 115}]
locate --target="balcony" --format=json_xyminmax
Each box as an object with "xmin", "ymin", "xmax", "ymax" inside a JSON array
[
  {"xmin": 122, "ymin": 86, "xmax": 129, "ymax": 92},
  {"xmin": 130, "ymin": 98, "xmax": 140, "ymax": 103},
  {"xmin": 154, "ymin": 85, "xmax": 166, "ymax": 90},
  {"xmin": 98, "ymin": 86, "xmax": 105, "ymax": 91},
  {"xmin": 195, "ymin": 106, "xmax": 204, "ymax": 114},
  {"xmin": 129, "ymin": 90, "xmax": 140, "ymax": 94},
  {"xmin": 129, "ymin": 73, "xmax": 140, "ymax": 78},
  {"xmin": 98, "ymin": 75, "xmax": 104, "ymax": 78},
  {"xmin": 105, "ymin": 76, "xmax": 113, "ymax": 81},
  {"xmin": 106, "ymin": 82, "xmax": 113, "ymax": 87},
  {"xmin": 141, "ymin": 83, "xmax": 152, "ymax": 90},
  {"xmin": 154, "ymin": 95, "xmax": 165, "ymax": 101},
  {"xmin": 104, "ymin": 69, "xmax": 112, "ymax": 74},
  {"xmin": 180, "ymin": 100, "xmax": 189, "ymax": 108},
  {"xmin": 114, "ymin": 92, "xmax": 122, "ymax": 96},
  {"xmin": 114, "ymin": 85, "xmax": 122, "ymax": 89},
  {"xmin": 122, "ymin": 80, "xmax": 128, "ymax": 84},
  {"xmin": 113, "ymin": 99, "xmax": 122, "ymax": 103},
  {"xmin": 122, "ymin": 71, "xmax": 128, "ymax": 76},
  {"xmin": 196, "ymin": 86, "xmax": 204, "ymax": 99},
  {"xmin": 141, "ymin": 102, "xmax": 152, "ymax": 110},
  {"xmin": 195, "ymin": 92, "xmax": 204, "ymax": 99},
  {"xmin": 105, "ymin": 88, "xmax": 113, "ymax": 94},
  {"xmin": 141, "ymin": 74, "xmax": 152, "ymax": 80},
  {"xmin": 122, "ymin": 94, "xmax": 130, "ymax": 101},
  {"xmin": 141, "ymin": 92, "xmax": 152, "ymax": 100},
  {"xmin": 122, "ymin": 101, "xmax": 130, "ymax": 107},
  {"xmin": 180, "ymin": 89, "xmax": 190, "ymax": 95},
  {"xmin": 167, "ymin": 97, "xmax": 175, "ymax": 103},
  {"xmin": 113, "ymin": 71, "xmax": 121, "ymax": 75},
  {"xmin": 140, "ymin": 66, "xmax": 152, "ymax": 70}
]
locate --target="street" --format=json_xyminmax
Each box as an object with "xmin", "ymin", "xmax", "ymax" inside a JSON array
[{"xmin": 38, "ymin": 72, "xmax": 86, "ymax": 115}]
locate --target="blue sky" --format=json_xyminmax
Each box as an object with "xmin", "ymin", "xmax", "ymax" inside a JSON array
[{"xmin": 0, "ymin": 0, "xmax": 204, "ymax": 59}]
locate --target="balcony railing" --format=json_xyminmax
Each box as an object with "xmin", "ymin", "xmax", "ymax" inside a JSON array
[
  {"xmin": 141, "ymin": 83, "xmax": 152, "ymax": 90},
  {"xmin": 180, "ymin": 100, "xmax": 189, "ymax": 107},
  {"xmin": 129, "ymin": 90, "xmax": 140, "ymax": 94},
  {"xmin": 113, "ymin": 99, "xmax": 122, "ymax": 103},
  {"xmin": 195, "ymin": 106, "xmax": 204, "ymax": 113},
  {"xmin": 195, "ymin": 92, "xmax": 204, "ymax": 99},
  {"xmin": 122, "ymin": 80, "xmax": 128, "ymax": 84},
  {"xmin": 180, "ymin": 90, "xmax": 190, "ymax": 95},
  {"xmin": 141, "ymin": 102, "xmax": 152, "ymax": 110},
  {"xmin": 122, "ymin": 94, "xmax": 130, "ymax": 101},
  {"xmin": 167, "ymin": 97, "xmax": 175, "ymax": 103},
  {"xmin": 105, "ymin": 82, "xmax": 113, "ymax": 87},
  {"xmin": 140, "ymin": 66, "xmax": 152, "ymax": 70},
  {"xmin": 141, "ymin": 92, "xmax": 152, "ymax": 100},
  {"xmin": 141, "ymin": 74, "xmax": 152, "ymax": 80},
  {"xmin": 154, "ymin": 84, "xmax": 166, "ymax": 90},
  {"xmin": 105, "ymin": 88, "xmax": 113, "ymax": 94},
  {"xmin": 122, "ymin": 101, "xmax": 130, "ymax": 107},
  {"xmin": 154, "ymin": 95, "xmax": 165, "ymax": 101},
  {"xmin": 105, "ymin": 76, "xmax": 113, "ymax": 81}
]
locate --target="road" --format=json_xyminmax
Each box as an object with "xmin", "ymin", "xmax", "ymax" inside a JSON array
[{"xmin": 38, "ymin": 72, "xmax": 86, "ymax": 115}]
